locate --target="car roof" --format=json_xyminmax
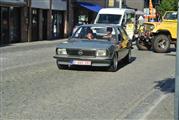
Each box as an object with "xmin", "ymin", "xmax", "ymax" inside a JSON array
[
  {"xmin": 98, "ymin": 8, "xmax": 135, "ymax": 15},
  {"xmin": 80, "ymin": 24, "xmax": 121, "ymax": 28}
]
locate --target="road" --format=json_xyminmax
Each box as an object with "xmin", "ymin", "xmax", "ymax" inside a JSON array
[{"xmin": 0, "ymin": 40, "xmax": 175, "ymax": 120}]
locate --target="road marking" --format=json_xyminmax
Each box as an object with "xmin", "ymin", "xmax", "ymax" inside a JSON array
[
  {"xmin": 139, "ymin": 94, "xmax": 168, "ymax": 120},
  {"xmin": 115, "ymin": 79, "xmax": 175, "ymax": 120}
]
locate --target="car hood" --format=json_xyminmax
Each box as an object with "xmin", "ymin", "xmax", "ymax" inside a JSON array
[{"xmin": 56, "ymin": 40, "xmax": 114, "ymax": 50}]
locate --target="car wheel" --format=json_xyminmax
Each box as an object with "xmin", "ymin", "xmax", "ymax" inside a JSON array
[
  {"xmin": 136, "ymin": 38, "xmax": 152, "ymax": 50},
  {"xmin": 109, "ymin": 53, "xmax": 118, "ymax": 72},
  {"xmin": 56, "ymin": 60, "xmax": 68, "ymax": 69},
  {"xmin": 123, "ymin": 50, "xmax": 131, "ymax": 64},
  {"xmin": 153, "ymin": 35, "xmax": 170, "ymax": 53}
]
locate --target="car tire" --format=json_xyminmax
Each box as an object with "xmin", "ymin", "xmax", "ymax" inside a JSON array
[
  {"xmin": 109, "ymin": 53, "xmax": 118, "ymax": 72},
  {"xmin": 153, "ymin": 34, "xmax": 170, "ymax": 53},
  {"xmin": 136, "ymin": 38, "xmax": 152, "ymax": 50},
  {"xmin": 56, "ymin": 60, "xmax": 68, "ymax": 69}
]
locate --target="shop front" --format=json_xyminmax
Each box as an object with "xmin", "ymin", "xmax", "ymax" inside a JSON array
[
  {"xmin": 51, "ymin": 11, "xmax": 64, "ymax": 39},
  {"xmin": 31, "ymin": 0, "xmax": 67, "ymax": 41},
  {"xmin": 73, "ymin": 2, "xmax": 102, "ymax": 27},
  {"xmin": 0, "ymin": 0, "xmax": 26, "ymax": 45},
  {"xmin": 51, "ymin": 0, "xmax": 66, "ymax": 39}
]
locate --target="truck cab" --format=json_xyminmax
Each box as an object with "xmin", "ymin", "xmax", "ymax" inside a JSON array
[{"xmin": 94, "ymin": 8, "xmax": 136, "ymax": 40}]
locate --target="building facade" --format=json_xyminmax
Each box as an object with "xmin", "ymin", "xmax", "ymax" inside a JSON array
[
  {"xmin": 125, "ymin": 0, "xmax": 144, "ymax": 10},
  {"xmin": 0, "ymin": 0, "xmax": 67, "ymax": 45},
  {"xmin": 67, "ymin": 0, "xmax": 107, "ymax": 35},
  {"xmin": 1, "ymin": 0, "xmax": 155, "ymax": 44},
  {"xmin": 0, "ymin": 0, "xmax": 27, "ymax": 44}
]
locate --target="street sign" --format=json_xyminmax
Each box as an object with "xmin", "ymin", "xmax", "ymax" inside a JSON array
[{"xmin": 175, "ymin": 1, "xmax": 179, "ymax": 120}]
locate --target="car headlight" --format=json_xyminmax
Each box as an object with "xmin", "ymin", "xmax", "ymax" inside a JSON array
[
  {"xmin": 57, "ymin": 48, "xmax": 67, "ymax": 55},
  {"xmin": 150, "ymin": 25, "xmax": 155, "ymax": 30},
  {"xmin": 96, "ymin": 50, "xmax": 107, "ymax": 57}
]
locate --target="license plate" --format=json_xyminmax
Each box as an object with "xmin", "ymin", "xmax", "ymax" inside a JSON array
[{"xmin": 72, "ymin": 60, "xmax": 91, "ymax": 65}]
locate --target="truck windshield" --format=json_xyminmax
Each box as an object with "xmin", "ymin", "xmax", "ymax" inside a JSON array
[
  {"xmin": 164, "ymin": 12, "xmax": 177, "ymax": 20},
  {"xmin": 96, "ymin": 14, "xmax": 121, "ymax": 24}
]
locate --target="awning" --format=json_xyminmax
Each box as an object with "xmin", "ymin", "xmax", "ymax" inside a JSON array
[{"xmin": 78, "ymin": 2, "xmax": 102, "ymax": 12}]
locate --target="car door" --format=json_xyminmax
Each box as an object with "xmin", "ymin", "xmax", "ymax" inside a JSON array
[{"xmin": 116, "ymin": 27, "xmax": 129, "ymax": 60}]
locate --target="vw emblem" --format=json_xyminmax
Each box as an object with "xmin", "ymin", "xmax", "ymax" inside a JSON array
[{"xmin": 78, "ymin": 50, "xmax": 83, "ymax": 55}]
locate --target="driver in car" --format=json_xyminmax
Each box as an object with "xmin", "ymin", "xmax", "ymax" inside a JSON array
[{"xmin": 103, "ymin": 27, "xmax": 114, "ymax": 41}]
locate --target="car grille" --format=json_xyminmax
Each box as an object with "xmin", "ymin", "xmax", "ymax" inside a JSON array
[{"xmin": 66, "ymin": 49, "xmax": 96, "ymax": 57}]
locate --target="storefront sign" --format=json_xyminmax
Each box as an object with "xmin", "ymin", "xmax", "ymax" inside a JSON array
[
  {"xmin": 0, "ymin": 0, "xmax": 25, "ymax": 2},
  {"xmin": 0, "ymin": 0, "xmax": 26, "ymax": 6},
  {"xmin": 52, "ymin": 0, "xmax": 67, "ymax": 10},
  {"xmin": 31, "ymin": 0, "xmax": 50, "ymax": 9},
  {"xmin": 31, "ymin": 0, "xmax": 67, "ymax": 10}
]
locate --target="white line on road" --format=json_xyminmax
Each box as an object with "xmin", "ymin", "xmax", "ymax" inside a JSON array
[{"xmin": 139, "ymin": 94, "xmax": 168, "ymax": 120}]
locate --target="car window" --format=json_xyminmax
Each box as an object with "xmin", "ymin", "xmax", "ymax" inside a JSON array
[
  {"xmin": 96, "ymin": 14, "xmax": 122, "ymax": 24},
  {"xmin": 72, "ymin": 26, "xmax": 117, "ymax": 42},
  {"xmin": 164, "ymin": 12, "xmax": 177, "ymax": 20}
]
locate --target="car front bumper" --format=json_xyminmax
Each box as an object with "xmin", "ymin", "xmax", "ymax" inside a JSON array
[{"xmin": 53, "ymin": 55, "xmax": 112, "ymax": 67}]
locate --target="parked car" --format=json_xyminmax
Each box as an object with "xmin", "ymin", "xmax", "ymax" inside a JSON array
[{"xmin": 54, "ymin": 24, "xmax": 132, "ymax": 72}]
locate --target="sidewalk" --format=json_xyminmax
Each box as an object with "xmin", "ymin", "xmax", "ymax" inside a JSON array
[
  {"xmin": 0, "ymin": 39, "xmax": 68, "ymax": 53},
  {"xmin": 0, "ymin": 39, "xmax": 67, "ymax": 48},
  {"xmin": 144, "ymin": 78, "xmax": 175, "ymax": 120}
]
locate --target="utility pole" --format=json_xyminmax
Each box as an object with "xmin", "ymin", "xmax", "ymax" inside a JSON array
[{"xmin": 175, "ymin": 1, "xmax": 179, "ymax": 120}]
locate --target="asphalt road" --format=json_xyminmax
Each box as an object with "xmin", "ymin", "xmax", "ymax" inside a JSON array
[{"xmin": 0, "ymin": 40, "xmax": 175, "ymax": 120}]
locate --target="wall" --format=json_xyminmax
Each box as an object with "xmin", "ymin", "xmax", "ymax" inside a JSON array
[{"xmin": 125, "ymin": 0, "xmax": 144, "ymax": 10}]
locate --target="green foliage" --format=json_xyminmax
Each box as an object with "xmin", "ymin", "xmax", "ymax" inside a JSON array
[{"xmin": 156, "ymin": 0, "xmax": 177, "ymax": 16}]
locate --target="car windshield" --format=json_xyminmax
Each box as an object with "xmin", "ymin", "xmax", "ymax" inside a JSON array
[
  {"xmin": 164, "ymin": 12, "xmax": 177, "ymax": 20},
  {"xmin": 72, "ymin": 26, "xmax": 117, "ymax": 41},
  {"xmin": 96, "ymin": 14, "xmax": 121, "ymax": 24}
]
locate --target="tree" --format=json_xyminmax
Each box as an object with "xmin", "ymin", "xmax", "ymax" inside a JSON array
[{"xmin": 156, "ymin": 0, "xmax": 177, "ymax": 16}]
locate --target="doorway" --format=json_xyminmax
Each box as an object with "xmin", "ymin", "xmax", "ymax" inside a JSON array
[
  {"xmin": 31, "ymin": 9, "xmax": 39, "ymax": 41},
  {"xmin": 9, "ymin": 7, "xmax": 21, "ymax": 43},
  {"xmin": 42, "ymin": 10, "xmax": 48, "ymax": 40},
  {"xmin": 52, "ymin": 11, "xmax": 64, "ymax": 39},
  {"xmin": 1, "ymin": 7, "xmax": 9, "ymax": 44}
]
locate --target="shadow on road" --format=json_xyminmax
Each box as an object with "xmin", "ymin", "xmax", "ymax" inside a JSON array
[
  {"xmin": 154, "ymin": 78, "xmax": 175, "ymax": 93},
  {"xmin": 165, "ymin": 53, "xmax": 176, "ymax": 57},
  {"xmin": 66, "ymin": 57, "xmax": 136, "ymax": 72}
]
